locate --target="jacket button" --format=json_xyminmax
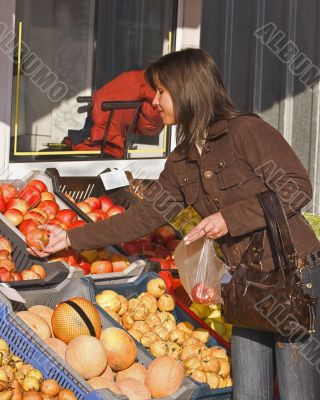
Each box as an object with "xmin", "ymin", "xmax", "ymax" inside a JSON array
[
  {"xmin": 204, "ymin": 170, "xmax": 212, "ymax": 179},
  {"xmin": 306, "ymin": 283, "xmax": 312, "ymax": 289},
  {"xmin": 183, "ymin": 176, "xmax": 189, "ymax": 183},
  {"xmin": 218, "ymin": 160, "xmax": 225, "ymax": 168},
  {"xmin": 213, "ymin": 197, "xmax": 219, "ymax": 204}
]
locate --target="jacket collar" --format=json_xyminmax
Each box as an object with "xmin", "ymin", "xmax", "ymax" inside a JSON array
[{"xmin": 171, "ymin": 119, "xmax": 228, "ymax": 162}]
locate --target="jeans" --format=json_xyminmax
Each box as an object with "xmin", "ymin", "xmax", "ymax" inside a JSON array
[{"xmin": 231, "ymin": 264, "xmax": 320, "ymax": 400}]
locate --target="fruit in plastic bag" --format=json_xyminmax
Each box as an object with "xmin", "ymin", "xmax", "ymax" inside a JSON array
[{"xmin": 191, "ymin": 282, "xmax": 220, "ymax": 305}]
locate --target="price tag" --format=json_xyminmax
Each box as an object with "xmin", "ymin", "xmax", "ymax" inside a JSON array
[
  {"xmin": 100, "ymin": 170, "xmax": 129, "ymax": 190},
  {"xmin": 0, "ymin": 284, "xmax": 26, "ymax": 303}
]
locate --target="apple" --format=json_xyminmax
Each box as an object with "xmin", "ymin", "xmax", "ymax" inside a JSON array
[
  {"xmin": 111, "ymin": 254, "xmax": 129, "ymax": 272},
  {"xmin": 149, "ymin": 257, "xmax": 171, "ymax": 270},
  {"xmin": 37, "ymin": 200, "xmax": 60, "ymax": 219},
  {"xmin": 0, "ymin": 184, "xmax": 17, "ymax": 203},
  {"xmin": 122, "ymin": 240, "xmax": 143, "ymax": 255},
  {"xmin": 141, "ymin": 242, "xmax": 156, "ymax": 257},
  {"xmin": 191, "ymin": 282, "xmax": 220, "ymax": 305},
  {"xmin": 154, "ymin": 244, "xmax": 171, "ymax": 259},
  {"xmin": 18, "ymin": 185, "xmax": 41, "ymax": 208},
  {"xmin": 0, "ymin": 236, "xmax": 12, "ymax": 253},
  {"xmin": 64, "ymin": 193, "xmax": 76, "ymax": 203},
  {"xmin": 30, "ymin": 207, "xmax": 49, "ymax": 220},
  {"xmin": 0, "ymin": 250, "xmax": 11, "ymax": 260},
  {"xmin": 54, "ymin": 248, "xmax": 78, "ymax": 266},
  {"xmin": 76, "ymin": 201, "xmax": 91, "ymax": 213},
  {"xmin": 24, "ymin": 211, "xmax": 46, "ymax": 225},
  {"xmin": 4, "ymin": 208, "xmax": 24, "ymax": 226},
  {"xmin": 99, "ymin": 196, "xmax": 113, "ymax": 212},
  {"xmin": 25, "ymin": 228, "xmax": 49, "ymax": 251},
  {"xmin": 68, "ymin": 220, "xmax": 86, "ymax": 229},
  {"xmin": 27, "ymin": 179, "xmax": 48, "ymax": 193},
  {"xmin": 11, "ymin": 271, "xmax": 23, "ymax": 281},
  {"xmin": 40, "ymin": 191, "xmax": 56, "ymax": 201},
  {"xmin": 47, "ymin": 219, "xmax": 68, "ymax": 230},
  {"xmin": 21, "ymin": 269, "xmax": 41, "ymax": 280},
  {"xmin": 30, "ymin": 264, "xmax": 46, "ymax": 279},
  {"xmin": 0, "ymin": 267, "xmax": 13, "ymax": 282},
  {"xmin": 0, "ymin": 187, "xmax": 5, "ymax": 213},
  {"xmin": 86, "ymin": 212, "xmax": 102, "ymax": 222},
  {"xmin": 139, "ymin": 234, "xmax": 154, "ymax": 247},
  {"xmin": 106, "ymin": 205, "xmax": 125, "ymax": 217},
  {"xmin": 90, "ymin": 260, "xmax": 113, "ymax": 274},
  {"xmin": 94, "ymin": 209, "xmax": 108, "ymax": 220},
  {"xmin": 18, "ymin": 219, "xmax": 40, "ymax": 236},
  {"xmin": 166, "ymin": 239, "xmax": 180, "ymax": 253},
  {"xmin": 55, "ymin": 209, "xmax": 78, "ymax": 227},
  {"xmin": 77, "ymin": 258, "xmax": 91, "ymax": 275},
  {"xmin": 155, "ymin": 226, "xmax": 176, "ymax": 244},
  {"xmin": 6, "ymin": 198, "xmax": 29, "ymax": 215},
  {"xmin": 0, "ymin": 259, "xmax": 15, "ymax": 272},
  {"xmin": 84, "ymin": 197, "xmax": 101, "ymax": 211}
]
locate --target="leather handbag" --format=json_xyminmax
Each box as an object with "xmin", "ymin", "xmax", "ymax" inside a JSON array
[{"xmin": 222, "ymin": 190, "xmax": 318, "ymax": 335}]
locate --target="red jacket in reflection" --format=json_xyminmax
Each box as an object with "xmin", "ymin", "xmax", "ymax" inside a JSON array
[{"xmin": 74, "ymin": 70, "xmax": 163, "ymax": 158}]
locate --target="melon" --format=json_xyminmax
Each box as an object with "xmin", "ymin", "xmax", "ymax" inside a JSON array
[
  {"xmin": 45, "ymin": 338, "xmax": 67, "ymax": 360},
  {"xmin": 117, "ymin": 378, "xmax": 151, "ymax": 400},
  {"xmin": 51, "ymin": 297, "xmax": 101, "ymax": 344},
  {"xmin": 116, "ymin": 363, "xmax": 147, "ymax": 384},
  {"xmin": 87, "ymin": 376, "xmax": 121, "ymax": 394},
  {"xmin": 16, "ymin": 311, "xmax": 51, "ymax": 340},
  {"xmin": 145, "ymin": 356, "xmax": 184, "ymax": 397},
  {"xmin": 29, "ymin": 305, "xmax": 54, "ymax": 336},
  {"xmin": 66, "ymin": 335, "xmax": 107, "ymax": 379},
  {"xmin": 100, "ymin": 327, "xmax": 137, "ymax": 371}
]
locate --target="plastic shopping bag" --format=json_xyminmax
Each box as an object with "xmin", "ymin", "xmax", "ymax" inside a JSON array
[{"xmin": 174, "ymin": 237, "xmax": 227, "ymax": 304}]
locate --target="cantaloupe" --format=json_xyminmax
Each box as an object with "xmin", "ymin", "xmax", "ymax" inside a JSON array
[
  {"xmin": 65, "ymin": 335, "xmax": 107, "ymax": 379},
  {"xmin": 17, "ymin": 311, "xmax": 51, "ymax": 340},
  {"xmin": 45, "ymin": 338, "xmax": 67, "ymax": 360},
  {"xmin": 117, "ymin": 378, "xmax": 151, "ymax": 400},
  {"xmin": 87, "ymin": 376, "xmax": 121, "ymax": 394},
  {"xmin": 29, "ymin": 305, "xmax": 54, "ymax": 336},
  {"xmin": 116, "ymin": 363, "xmax": 147, "ymax": 384}
]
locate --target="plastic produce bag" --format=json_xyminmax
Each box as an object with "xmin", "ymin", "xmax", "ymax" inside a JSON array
[{"xmin": 174, "ymin": 237, "xmax": 228, "ymax": 304}]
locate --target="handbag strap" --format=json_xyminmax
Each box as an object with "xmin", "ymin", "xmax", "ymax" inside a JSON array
[{"xmin": 257, "ymin": 190, "xmax": 297, "ymax": 272}]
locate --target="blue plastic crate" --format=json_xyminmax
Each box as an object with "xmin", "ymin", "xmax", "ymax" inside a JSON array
[
  {"xmin": 83, "ymin": 272, "xmax": 233, "ymax": 400},
  {"xmin": 0, "ymin": 296, "xmax": 112, "ymax": 400}
]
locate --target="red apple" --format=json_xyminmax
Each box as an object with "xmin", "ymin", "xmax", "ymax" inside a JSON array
[
  {"xmin": 21, "ymin": 269, "xmax": 41, "ymax": 280},
  {"xmin": 94, "ymin": 209, "xmax": 108, "ymax": 220},
  {"xmin": 166, "ymin": 239, "xmax": 180, "ymax": 253},
  {"xmin": 0, "ymin": 250, "xmax": 11, "ymax": 260},
  {"xmin": 6, "ymin": 198, "xmax": 29, "ymax": 215},
  {"xmin": 84, "ymin": 197, "xmax": 101, "ymax": 211},
  {"xmin": 0, "ymin": 184, "xmax": 17, "ymax": 203},
  {"xmin": 139, "ymin": 234, "xmax": 154, "ymax": 247},
  {"xmin": 55, "ymin": 248, "xmax": 78, "ymax": 266},
  {"xmin": 40, "ymin": 191, "xmax": 56, "ymax": 201},
  {"xmin": 111, "ymin": 254, "xmax": 129, "ymax": 272},
  {"xmin": 77, "ymin": 257, "xmax": 91, "ymax": 275},
  {"xmin": 0, "ymin": 187, "xmax": 5, "ymax": 213},
  {"xmin": 4, "ymin": 209, "xmax": 24, "ymax": 226},
  {"xmin": 122, "ymin": 240, "xmax": 143, "ymax": 256},
  {"xmin": 0, "ymin": 259, "xmax": 15, "ymax": 272},
  {"xmin": 155, "ymin": 226, "xmax": 176, "ymax": 244},
  {"xmin": 18, "ymin": 219, "xmax": 40, "ymax": 236},
  {"xmin": 24, "ymin": 211, "xmax": 46, "ymax": 225},
  {"xmin": 25, "ymin": 228, "xmax": 49, "ymax": 251},
  {"xmin": 0, "ymin": 267, "xmax": 13, "ymax": 282},
  {"xmin": 11, "ymin": 271, "xmax": 23, "ymax": 281},
  {"xmin": 64, "ymin": 193, "xmax": 76, "ymax": 203},
  {"xmin": 47, "ymin": 219, "xmax": 68, "ymax": 230},
  {"xmin": 55, "ymin": 209, "xmax": 78, "ymax": 226},
  {"xmin": 76, "ymin": 201, "xmax": 91, "ymax": 213},
  {"xmin": 90, "ymin": 260, "xmax": 113, "ymax": 274},
  {"xmin": 86, "ymin": 212, "xmax": 102, "ymax": 222},
  {"xmin": 99, "ymin": 196, "xmax": 113, "ymax": 212},
  {"xmin": 30, "ymin": 264, "xmax": 46, "ymax": 279},
  {"xmin": 27, "ymin": 179, "xmax": 48, "ymax": 193},
  {"xmin": 38, "ymin": 200, "xmax": 60, "ymax": 219},
  {"xmin": 154, "ymin": 244, "xmax": 171, "ymax": 259},
  {"xmin": 149, "ymin": 257, "xmax": 171, "ymax": 270},
  {"xmin": 18, "ymin": 185, "xmax": 41, "ymax": 208},
  {"xmin": 191, "ymin": 282, "xmax": 220, "ymax": 305},
  {"xmin": 0, "ymin": 236, "xmax": 12, "ymax": 253},
  {"xmin": 106, "ymin": 205, "xmax": 125, "ymax": 218},
  {"xmin": 68, "ymin": 220, "xmax": 86, "ymax": 229},
  {"xmin": 30, "ymin": 207, "xmax": 49, "ymax": 220}
]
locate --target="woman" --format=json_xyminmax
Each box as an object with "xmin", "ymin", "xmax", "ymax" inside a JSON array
[{"xmin": 31, "ymin": 48, "xmax": 320, "ymax": 400}]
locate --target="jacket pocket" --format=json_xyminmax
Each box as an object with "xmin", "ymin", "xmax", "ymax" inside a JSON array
[
  {"xmin": 178, "ymin": 174, "xmax": 199, "ymax": 205},
  {"xmin": 214, "ymin": 159, "xmax": 240, "ymax": 190}
]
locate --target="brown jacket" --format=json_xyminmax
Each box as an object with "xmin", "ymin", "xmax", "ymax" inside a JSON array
[{"xmin": 68, "ymin": 115, "xmax": 320, "ymax": 271}]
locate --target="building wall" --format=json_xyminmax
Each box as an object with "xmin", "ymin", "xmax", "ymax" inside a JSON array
[{"xmin": 201, "ymin": 0, "xmax": 320, "ymax": 214}]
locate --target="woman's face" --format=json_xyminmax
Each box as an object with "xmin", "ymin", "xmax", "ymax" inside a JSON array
[{"xmin": 152, "ymin": 78, "xmax": 176, "ymax": 125}]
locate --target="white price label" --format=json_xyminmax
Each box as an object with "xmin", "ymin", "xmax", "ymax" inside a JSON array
[{"xmin": 100, "ymin": 170, "xmax": 129, "ymax": 190}]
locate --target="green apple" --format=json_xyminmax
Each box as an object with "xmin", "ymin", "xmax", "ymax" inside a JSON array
[{"xmin": 189, "ymin": 302, "xmax": 210, "ymax": 320}]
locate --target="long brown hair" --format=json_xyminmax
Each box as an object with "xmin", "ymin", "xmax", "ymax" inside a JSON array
[{"xmin": 145, "ymin": 48, "xmax": 238, "ymax": 152}]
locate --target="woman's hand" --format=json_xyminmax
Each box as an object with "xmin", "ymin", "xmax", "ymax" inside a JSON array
[
  {"xmin": 184, "ymin": 212, "xmax": 228, "ymax": 245},
  {"xmin": 27, "ymin": 225, "xmax": 71, "ymax": 258}
]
